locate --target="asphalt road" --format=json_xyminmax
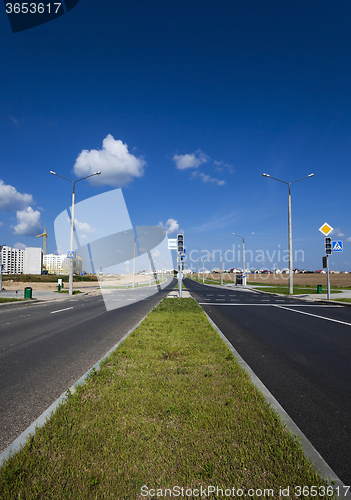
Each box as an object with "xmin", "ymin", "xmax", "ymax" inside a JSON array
[
  {"xmin": 0, "ymin": 277, "xmax": 176, "ymax": 453},
  {"xmin": 185, "ymin": 278, "xmax": 351, "ymax": 487}
]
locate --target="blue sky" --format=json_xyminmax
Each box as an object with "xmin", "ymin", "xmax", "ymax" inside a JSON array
[{"xmin": 1, "ymin": 0, "xmax": 351, "ymax": 272}]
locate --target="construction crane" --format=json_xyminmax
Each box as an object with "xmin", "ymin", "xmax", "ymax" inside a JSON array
[{"xmin": 36, "ymin": 227, "xmax": 48, "ymax": 255}]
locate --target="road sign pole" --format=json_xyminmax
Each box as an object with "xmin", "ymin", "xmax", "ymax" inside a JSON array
[
  {"xmin": 327, "ymin": 255, "xmax": 330, "ymax": 300},
  {"xmin": 221, "ymin": 252, "xmax": 223, "ymax": 286}
]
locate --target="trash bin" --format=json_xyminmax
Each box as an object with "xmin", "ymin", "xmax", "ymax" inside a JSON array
[
  {"xmin": 58, "ymin": 284, "xmax": 61, "ymax": 291},
  {"xmin": 317, "ymin": 284, "xmax": 322, "ymax": 294},
  {"xmin": 236, "ymin": 274, "xmax": 243, "ymax": 285},
  {"xmin": 24, "ymin": 287, "xmax": 32, "ymax": 299}
]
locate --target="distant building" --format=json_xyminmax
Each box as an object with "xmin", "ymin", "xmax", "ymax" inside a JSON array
[
  {"xmin": 24, "ymin": 247, "xmax": 43, "ymax": 275},
  {"xmin": 44, "ymin": 253, "xmax": 82, "ymax": 275},
  {"xmin": 0, "ymin": 245, "xmax": 42, "ymax": 275}
]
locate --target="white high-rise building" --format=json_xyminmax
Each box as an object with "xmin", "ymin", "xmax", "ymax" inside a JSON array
[
  {"xmin": 0, "ymin": 246, "xmax": 24, "ymax": 274},
  {"xmin": 0, "ymin": 246, "xmax": 43, "ymax": 275}
]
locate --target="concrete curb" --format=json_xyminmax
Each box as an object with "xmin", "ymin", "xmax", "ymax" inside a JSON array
[{"xmin": 198, "ymin": 305, "xmax": 350, "ymax": 498}]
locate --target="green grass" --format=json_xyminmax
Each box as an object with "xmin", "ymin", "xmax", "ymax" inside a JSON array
[
  {"xmin": 54, "ymin": 290, "xmax": 82, "ymax": 294},
  {"xmin": 0, "ymin": 299, "xmax": 329, "ymax": 499},
  {"xmin": 0, "ymin": 297, "xmax": 27, "ymax": 303},
  {"xmin": 331, "ymin": 298, "xmax": 351, "ymax": 303}
]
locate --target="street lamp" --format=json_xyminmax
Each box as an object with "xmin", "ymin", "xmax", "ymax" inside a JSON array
[
  {"xmin": 132, "ymin": 232, "xmax": 147, "ymax": 287},
  {"xmin": 50, "ymin": 170, "xmax": 101, "ymax": 295},
  {"xmin": 232, "ymin": 232, "xmax": 254, "ymax": 285},
  {"xmin": 262, "ymin": 172, "xmax": 314, "ymax": 294}
]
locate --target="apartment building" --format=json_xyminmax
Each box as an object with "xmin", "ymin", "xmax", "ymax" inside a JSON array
[
  {"xmin": 44, "ymin": 253, "xmax": 82, "ymax": 275},
  {"xmin": 0, "ymin": 245, "xmax": 42, "ymax": 275}
]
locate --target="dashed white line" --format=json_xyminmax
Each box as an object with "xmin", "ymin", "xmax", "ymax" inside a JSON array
[{"xmin": 50, "ymin": 307, "xmax": 74, "ymax": 314}]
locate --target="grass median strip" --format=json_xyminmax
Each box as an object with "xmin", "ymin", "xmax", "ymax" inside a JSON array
[
  {"xmin": 0, "ymin": 298, "xmax": 27, "ymax": 303},
  {"xmin": 0, "ymin": 298, "xmax": 327, "ymax": 499}
]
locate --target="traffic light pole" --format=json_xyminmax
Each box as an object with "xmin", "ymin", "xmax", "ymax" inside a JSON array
[
  {"xmin": 325, "ymin": 237, "xmax": 332, "ymax": 300},
  {"xmin": 177, "ymin": 234, "xmax": 184, "ymax": 298},
  {"xmin": 178, "ymin": 253, "xmax": 182, "ymax": 298}
]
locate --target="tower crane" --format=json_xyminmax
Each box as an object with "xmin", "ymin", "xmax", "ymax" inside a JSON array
[{"xmin": 36, "ymin": 227, "xmax": 48, "ymax": 255}]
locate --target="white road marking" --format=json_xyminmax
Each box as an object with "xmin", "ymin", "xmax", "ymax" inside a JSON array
[
  {"xmin": 273, "ymin": 305, "xmax": 351, "ymax": 326},
  {"xmin": 50, "ymin": 307, "xmax": 74, "ymax": 314},
  {"xmin": 198, "ymin": 303, "xmax": 342, "ymax": 307},
  {"xmin": 199, "ymin": 303, "xmax": 271, "ymax": 306}
]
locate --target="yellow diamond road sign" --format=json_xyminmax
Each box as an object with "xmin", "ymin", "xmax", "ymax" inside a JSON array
[{"xmin": 319, "ymin": 222, "xmax": 333, "ymax": 236}]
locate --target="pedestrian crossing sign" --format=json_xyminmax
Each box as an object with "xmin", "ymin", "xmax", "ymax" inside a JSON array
[
  {"xmin": 67, "ymin": 251, "xmax": 76, "ymax": 258},
  {"xmin": 332, "ymin": 241, "xmax": 343, "ymax": 252}
]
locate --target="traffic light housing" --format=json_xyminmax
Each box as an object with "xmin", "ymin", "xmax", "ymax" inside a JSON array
[
  {"xmin": 322, "ymin": 256, "xmax": 327, "ymax": 268},
  {"xmin": 177, "ymin": 234, "xmax": 184, "ymax": 253},
  {"xmin": 325, "ymin": 237, "xmax": 332, "ymax": 255}
]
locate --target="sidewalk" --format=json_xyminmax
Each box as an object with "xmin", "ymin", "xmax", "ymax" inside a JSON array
[
  {"xmin": 0, "ymin": 287, "xmax": 98, "ymax": 302},
  {"xmin": 166, "ymin": 290, "xmax": 191, "ymax": 298}
]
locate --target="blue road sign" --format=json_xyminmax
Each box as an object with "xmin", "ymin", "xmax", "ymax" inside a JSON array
[
  {"xmin": 67, "ymin": 251, "xmax": 76, "ymax": 258},
  {"xmin": 332, "ymin": 241, "xmax": 343, "ymax": 252}
]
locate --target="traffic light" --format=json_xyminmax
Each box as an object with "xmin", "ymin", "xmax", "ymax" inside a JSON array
[
  {"xmin": 325, "ymin": 237, "xmax": 332, "ymax": 255},
  {"xmin": 322, "ymin": 256, "xmax": 327, "ymax": 268},
  {"xmin": 177, "ymin": 234, "xmax": 184, "ymax": 253}
]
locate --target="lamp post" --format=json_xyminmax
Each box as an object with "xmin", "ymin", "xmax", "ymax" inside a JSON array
[
  {"xmin": 132, "ymin": 232, "xmax": 147, "ymax": 287},
  {"xmin": 232, "ymin": 232, "xmax": 254, "ymax": 285},
  {"xmin": 262, "ymin": 172, "xmax": 314, "ymax": 294},
  {"xmin": 50, "ymin": 170, "xmax": 101, "ymax": 295}
]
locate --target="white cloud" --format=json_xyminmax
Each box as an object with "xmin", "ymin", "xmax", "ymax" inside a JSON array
[
  {"xmin": 74, "ymin": 219, "xmax": 96, "ymax": 233},
  {"xmin": 159, "ymin": 218, "xmax": 179, "ymax": 234},
  {"xmin": 0, "ymin": 221, "xmax": 3, "ymax": 227},
  {"xmin": 192, "ymin": 171, "xmax": 226, "ymax": 186},
  {"xmin": 337, "ymin": 232, "xmax": 345, "ymax": 237},
  {"xmin": 14, "ymin": 242, "xmax": 27, "ymax": 250},
  {"xmin": 173, "ymin": 150, "xmax": 209, "ymax": 170},
  {"xmin": 346, "ymin": 237, "xmax": 351, "ymax": 243},
  {"xmin": 0, "ymin": 179, "xmax": 34, "ymax": 212},
  {"xmin": 73, "ymin": 134, "xmax": 145, "ymax": 187},
  {"xmin": 13, "ymin": 207, "xmax": 42, "ymax": 236}
]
